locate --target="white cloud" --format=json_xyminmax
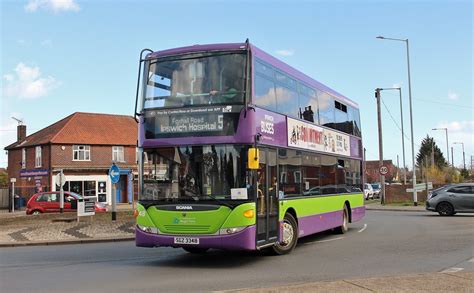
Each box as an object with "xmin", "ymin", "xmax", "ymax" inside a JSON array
[
  {"xmin": 275, "ymin": 49, "xmax": 295, "ymax": 57},
  {"xmin": 448, "ymin": 91, "xmax": 459, "ymax": 101},
  {"xmin": 25, "ymin": 0, "xmax": 80, "ymax": 13},
  {"xmin": 2, "ymin": 63, "xmax": 60, "ymax": 99}
]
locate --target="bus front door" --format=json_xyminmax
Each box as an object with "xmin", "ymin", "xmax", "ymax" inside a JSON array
[{"xmin": 256, "ymin": 148, "xmax": 279, "ymax": 249}]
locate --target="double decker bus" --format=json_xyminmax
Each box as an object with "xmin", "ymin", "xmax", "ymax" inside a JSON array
[{"xmin": 134, "ymin": 41, "xmax": 365, "ymax": 254}]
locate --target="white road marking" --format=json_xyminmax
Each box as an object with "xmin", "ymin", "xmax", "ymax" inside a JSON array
[
  {"xmin": 358, "ymin": 224, "xmax": 367, "ymax": 233},
  {"xmin": 304, "ymin": 237, "xmax": 344, "ymax": 245},
  {"xmin": 441, "ymin": 267, "xmax": 464, "ymax": 273}
]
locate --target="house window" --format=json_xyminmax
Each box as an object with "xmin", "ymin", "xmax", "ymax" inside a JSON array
[
  {"xmin": 21, "ymin": 148, "xmax": 26, "ymax": 169},
  {"xmin": 112, "ymin": 146, "xmax": 125, "ymax": 162},
  {"xmin": 35, "ymin": 146, "xmax": 42, "ymax": 168},
  {"xmin": 73, "ymin": 145, "xmax": 91, "ymax": 161}
]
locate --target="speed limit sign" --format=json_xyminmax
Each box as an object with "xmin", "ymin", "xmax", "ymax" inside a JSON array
[{"xmin": 379, "ymin": 165, "xmax": 389, "ymax": 176}]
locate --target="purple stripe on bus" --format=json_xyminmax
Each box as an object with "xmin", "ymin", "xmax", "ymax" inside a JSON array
[
  {"xmin": 297, "ymin": 210, "xmax": 343, "ymax": 238},
  {"xmin": 351, "ymin": 206, "xmax": 366, "ymax": 223},
  {"xmin": 135, "ymin": 225, "xmax": 256, "ymax": 251},
  {"xmin": 139, "ymin": 107, "xmax": 363, "ymax": 159}
]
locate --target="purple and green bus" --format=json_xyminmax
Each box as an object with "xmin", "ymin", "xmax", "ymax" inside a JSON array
[{"xmin": 134, "ymin": 41, "xmax": 365, "ymax": 254}]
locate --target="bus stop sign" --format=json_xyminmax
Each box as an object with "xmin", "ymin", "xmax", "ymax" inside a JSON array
[{"xmin": 109, "ymin": 164, "xmax": 120, "ymax": 184}]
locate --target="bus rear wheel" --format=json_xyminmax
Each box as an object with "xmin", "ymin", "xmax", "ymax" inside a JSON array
[
  {"xmin": 334, "ymin": 206, "xmax": 349, "ymax": 234},
  {"xmin": 182, "ymin": 247, "xmax": 209, "ymax": 254},
  {"xmin": 272, "ymin": 213, "xmax": 298, "ymax": 255}
]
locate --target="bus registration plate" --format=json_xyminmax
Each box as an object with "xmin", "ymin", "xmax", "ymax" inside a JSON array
[{"xmin": 174, "ymin": 237, "xmax": 199, "ymax": 245}]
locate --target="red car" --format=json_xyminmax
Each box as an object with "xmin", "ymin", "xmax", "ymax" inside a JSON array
[{"xmin": 26, "ymin": 191, "xmax": 107, "ymax": 215}]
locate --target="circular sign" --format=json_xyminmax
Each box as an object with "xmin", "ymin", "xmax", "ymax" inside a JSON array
[
  {"xmin": 109, "ymin": 164, "xmax": 120, "ymax": 184},
  {"xmin": 55, "ymin": 173, "xmax": 66, "ymax": 187},
  {"xmin": 379, "ymin": 165, "xmax": 389, "ymax": 176}
]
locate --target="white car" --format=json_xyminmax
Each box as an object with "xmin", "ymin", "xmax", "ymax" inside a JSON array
[{"xmin": 364, "ymin": 183, "xmax": 374, "ymax": 200}]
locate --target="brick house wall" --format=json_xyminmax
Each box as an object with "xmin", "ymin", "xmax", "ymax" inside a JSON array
[
  {"xmin": 7, "ymin": 145, "xmax": 52, "ymax": 199},
  {"xmin": 51, "ymin": 144, "xmax": 136, "ymax": 169}
]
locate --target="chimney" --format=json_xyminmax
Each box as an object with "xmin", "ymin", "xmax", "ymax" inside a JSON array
[{"xmin": 17, "ymin": 125, "xmax": 26, "ymax": 142}]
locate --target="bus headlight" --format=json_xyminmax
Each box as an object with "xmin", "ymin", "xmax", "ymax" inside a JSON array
[
  {"xmin": 219, "ymin": 227, "xmax": 245, "ymax": 235},
  {"xmin": 138, "ymin": 225, "xmax": 159, "ymax": 234}
]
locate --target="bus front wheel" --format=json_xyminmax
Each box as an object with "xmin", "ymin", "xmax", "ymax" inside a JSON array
[{"xmin": 272, "ymin": 213, "xmax": 298, "ymax": 255}]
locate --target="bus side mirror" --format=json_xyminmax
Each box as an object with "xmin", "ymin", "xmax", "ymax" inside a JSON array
[{"xmin": 248, "ymin": 148, "xmax": 259, "ymax": 170}]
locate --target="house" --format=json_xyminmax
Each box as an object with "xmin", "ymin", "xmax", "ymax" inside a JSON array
[
  {"xmin": 4, "ymin": 112, "xmax": 138, "ymax": 204},
  {"xmin": 365, "ymin": 160, "xmax": 397, "ymax": 183}
]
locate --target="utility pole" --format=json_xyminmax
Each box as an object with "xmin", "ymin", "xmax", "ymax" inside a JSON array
[
  {"xmin": 397, "ymin": 154, "xmax": 400, "ymax": 182},
  {"xmin": 363, "ymin": 147, "xmax": 367, "ymax": 187},
  {"xmin": 451, "ymin": 147, "xmax": 454, "ymax": 167},
  {"xmin": 375, "ymin": 88, "xmax": 386, "ymax": 205},
  {"xmin": 431, "ymin": 141, "xmax": 435, "ymax": 167}
]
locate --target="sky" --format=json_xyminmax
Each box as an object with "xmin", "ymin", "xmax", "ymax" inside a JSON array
[{"xmin": 1, "ymin": 0, "xmax": 473, "ymax": 170}]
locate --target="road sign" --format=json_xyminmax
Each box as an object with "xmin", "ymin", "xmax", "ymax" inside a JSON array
[
  {"xmin": 406, "ymin": 182, "xmax": 433, "ymax": 192},
  {"xmin": 10, "ymin": 178, "xmax": 16, "ymax": 183},
  {"xmin": 78, "ymin": 196, "xmax": 96, "ymax": 217},
  {"xmin": 109, "ymin": 164, "xmax": 120, "ymax": 184},
  {"xmin": 55, "ymin": 173, "xmax": 66, "ymax": 187},
  {"xmin": 379, "ymin": 165, "xmax": 389, "ymax": 176}
]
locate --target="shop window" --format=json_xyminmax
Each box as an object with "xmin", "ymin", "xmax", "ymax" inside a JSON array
[
  {"xmin": 69, "ymin": 181, "xmax": 83, "ymax": 195},
  {"xmin": 84, "ymin": 181, "xmax": 96, "ymax": 197}
]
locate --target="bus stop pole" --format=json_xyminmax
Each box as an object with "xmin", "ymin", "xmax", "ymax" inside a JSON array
[
  {"xmin": 112, "ymin": 183, "xmax": 117, "ymax": 221},
  {"xmin": 59, "ymin": 169, "xmax": 64, "ymax": 213},
  {"xmin": 11, "ymin": 181, "xmax": 15, "ymax": 213}
]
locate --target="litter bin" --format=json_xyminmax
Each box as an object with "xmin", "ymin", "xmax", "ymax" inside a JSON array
[
  {"xmin": 20, "ymin": 197, "xmax": 26, "ymax": 208},
  {"xmin": 14, "ymin": 195, "xmax": 20, "ymax": 210}
]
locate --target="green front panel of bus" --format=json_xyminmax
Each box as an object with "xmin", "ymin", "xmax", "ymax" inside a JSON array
[
  {"xmin": 279, "ymin": 193, "xmax": 364, "ymax": 221},
  {"xmin": 137, "ymin": 203, "xmax": 256, "ymax": 235}
]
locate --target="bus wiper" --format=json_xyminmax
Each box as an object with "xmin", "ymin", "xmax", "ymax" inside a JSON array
[{"xmin": 199, "ymin": 194, "xmax": 234, "ymax": 208}]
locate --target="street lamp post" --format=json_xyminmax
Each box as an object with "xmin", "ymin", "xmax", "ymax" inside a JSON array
[
  {"xmin": 375, "ymin": 88, "xmax": 386, "ymax": 205},
  {"xmin": 378, "ymin": 87, "xmax": 406, "ymax": 185},
  {"xmin": 377, "ymin": 35, "xmax": 417, "ymax": 206},
  {"xmin": 432, "ymin": 128, "xmax": 449, "ymax": 166},
  {"xmin": 453, "ymin": 142, "xmax": 466, "ymax": 170}
]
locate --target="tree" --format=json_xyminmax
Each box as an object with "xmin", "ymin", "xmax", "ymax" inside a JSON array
[
  {"xmin": 0, "ymin": 172, "xmax": 7, "ymax": 187},
  {"xmin": 416, "ymin": 135, "xmax": 448, "ymax": 170}
]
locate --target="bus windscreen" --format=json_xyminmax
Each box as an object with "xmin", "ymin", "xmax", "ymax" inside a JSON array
[
  {"xmin": 144, "ymin": 53, "xmax": 246, "ymax": 109},
  {"xmin": 140, "ymin": 145, "xmax": 251, "ymax": 202}
]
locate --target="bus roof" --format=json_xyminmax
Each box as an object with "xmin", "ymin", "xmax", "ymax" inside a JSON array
[{"xmin": 146, "ymin": 42, "xmax": 358, "ymax": 109}]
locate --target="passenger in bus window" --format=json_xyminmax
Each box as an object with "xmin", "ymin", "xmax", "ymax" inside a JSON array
[{"xmin": 209, "ymin": 79, "xmax": 239, "ymax": 103}]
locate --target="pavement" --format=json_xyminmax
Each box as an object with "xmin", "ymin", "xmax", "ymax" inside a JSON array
[
  {"xmin": 365, "ymin": 201, "xmax": 427, "ymax": 212},
  {"xmin": 0, "ymin": 203, "xmax": 135, "ymax": 247},
  {"xmin": 225, "ymin": 272, "xmax": 474, "ymax": 292}
]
